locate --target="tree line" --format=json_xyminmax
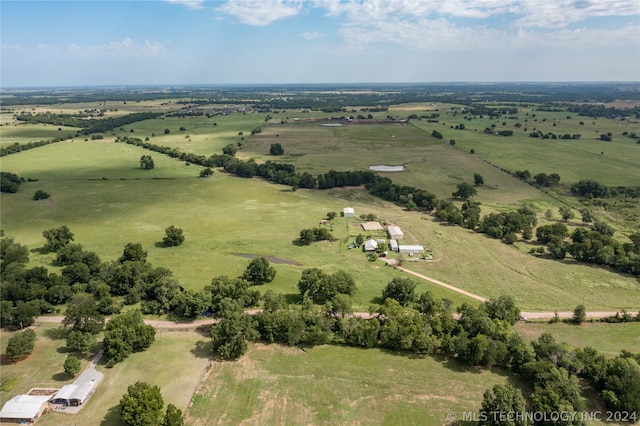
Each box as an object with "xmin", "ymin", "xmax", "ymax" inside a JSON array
[{"xmin": 15, "ymin": 111, "xmax": 163, "ymax": 135}]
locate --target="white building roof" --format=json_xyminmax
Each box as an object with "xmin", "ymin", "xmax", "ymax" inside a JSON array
[
  {"xmin": 387, "ymin": 225, "xmax": 404, "ymax": 239},
  {"xmin": 71, "ymin": 380, "xmax": 97, "ymax": 402},
  {"xmin": 54, "ymin": 384, "xmax": 77, "ymax": 400},
  {"xmin": 343, "ymin": 207, "xmax": 355, "ymax": 215},
  {"xmin": 364, "ymin": 239, "xmax": 378, "ymax": 251},
  {"xmin": 0, "ymin": 394, "xmax": 50, "ymax": 419},
  {"xmin": 389, "ymin": 239, "xmax": 399, "ymax": 251},
  {"xmin": 399, "ymin": 245, "xmax": 424, "ymax": 253}
]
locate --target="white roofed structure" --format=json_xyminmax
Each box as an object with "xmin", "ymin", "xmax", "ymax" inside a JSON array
[
  {"xmin": 343, "ymin": 207, "xmax": 355, "ymax": 217},
  {"xmin": 0, "ymin": 394, "xmax": 51, "ymax": 424},
  {"xmin": 398, "ymin": 245, "xmax": 424, "ymax": 255},
  {"xmin": 364, "ymin": 239, "xmax": 378, "ymax": 252},
  {"xmin": 387, "ymin": 225, "xmax": 404, "ymax": 240}
]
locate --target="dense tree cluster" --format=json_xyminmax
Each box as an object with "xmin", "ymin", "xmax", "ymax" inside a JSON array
[
  {"xmin": 0, "ymin": 137, "xmax": 70, "ymax": 157},
  {"xmin": 1, "ymin": 172, "xmax": 25, "ymax": 193},
  {"xmin": 15, "ymin": 111, "xmax": 163, "ymax": 135},
  {"xmin": 297, "ymin": 268, "xmax": 356, "ymax": 304},
  {"xmin": 103, "ymin": 310, "xmax": 155, "ymax": 366},
  {"xmin": 298, "ymin": 227, "xmax": 335, "ymax": 245}
]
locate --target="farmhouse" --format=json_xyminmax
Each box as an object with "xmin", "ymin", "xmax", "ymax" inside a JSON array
[
  {"xmin": 343, "ymin": 207, "xmax": 355, "ymax": 217},
  {"xmin": 364, "ymin": 239, "xmax": 378, "ymax": 252},
  {"xmin": 387, "ymin": 225, "xmax": 403, "ymax": 240},
  {"xmin": 0, "ymin": 394, "xmax": 51, "ymax": 424},
  {"xmin": 398, "ymin": 245, "xmax": 424, "ymax": 256},
  {"xmin": 361, "ymin": 221, "xmax": 383, "ymax": 231},
  {"xmin": 52, "ymin": 379, "xmax": 98, "ymax": 407}
]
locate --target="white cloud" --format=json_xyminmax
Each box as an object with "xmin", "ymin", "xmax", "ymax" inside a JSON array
[
  {"xmin": 59, "ymin": 38, "xmax": 169, "ymax": 57},
  {"xmin": 300, "ymin": 31, "xmax": 325, "ymax": 40},
  {"xmin": 514, "ymin": 0, "xmax": 639, "ymax": 28},
  {"xmin": 165, "ymin": 0, "xmax": 206, "ymax": 10},
  {"xmin": 217, "ymin": 0, "xmax": 302, "ymax": 26}
]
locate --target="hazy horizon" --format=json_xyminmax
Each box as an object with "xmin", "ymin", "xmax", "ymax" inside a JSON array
[{"xmin": 2, "ymin": 1, "xmax": 639, "ymax": 88}]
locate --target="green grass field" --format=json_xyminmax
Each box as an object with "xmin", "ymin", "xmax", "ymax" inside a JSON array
[
  {"xmin": 2, "ymin": 136, "xmax": 639, "ymax": 311},
  {"xmin": 514, "ymin": 321, "xmax": 640, "ymax": 357},
  {"xmin": 186, "ymin": 343, "xmax": 517, "ymax": 426},
  {"xmin": 0, "ymin": 324, "xmax": 211, "ymax": 426}
]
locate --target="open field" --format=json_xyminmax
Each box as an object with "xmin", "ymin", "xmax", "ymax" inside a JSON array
[
  {"xmin": 2, "ymin": 139, "xmax": 639, "ymax": 311},
  {"xmin": 186, "ymin": 343, "xmax": 517, "ymax": 426},
  {"xmin": 514, "ymin": 321, "xmax": 640, "ymax": 357},
  {"xmin": 0, "ymin": 324, "xmax": 211, "ymax": 426},
  {"xmin": 0, "ymin": 324, "xmax": 92, "ymax": 402}
]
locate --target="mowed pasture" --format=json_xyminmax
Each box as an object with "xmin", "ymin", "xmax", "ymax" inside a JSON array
[
  {"xmin": 0, "ymin": 324, "xmax": 210, "ymax": 426},
  {"xmin": 186, "ymin": 343, "xmax": 517, "ymax": 426},
  {"xmin": 514, "ymin": 322, "xmax": 640, "ymax": 357},
  {"xmin": 2, "ymin": 135, "xmax": 639, "ymax": 310}
]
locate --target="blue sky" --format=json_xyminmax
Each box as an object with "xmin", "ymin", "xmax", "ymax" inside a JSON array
[{"xmin": 1, "ymin": 0, "xmax": 639, "ymax": 87}]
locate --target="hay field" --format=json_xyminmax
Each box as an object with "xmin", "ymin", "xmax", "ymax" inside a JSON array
[{"xmin": 186, "ymin": 343, "xmax": 517, "ymax": 426}]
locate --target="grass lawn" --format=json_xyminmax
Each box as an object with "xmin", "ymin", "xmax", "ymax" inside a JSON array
[
  {"xmin": 514, "ymin": 321, "xmax": 640, "ymax": 357},
  {"xmin": 27, "ymin": 328, "xmax": 211, "ymax": 426},
  {"xmin": 0, "ymin": 324, "xmax": 92, "ymax": 402},
  {"xmin": 186, "ymin": 343, "xmax": 517, "ymax": 426}
]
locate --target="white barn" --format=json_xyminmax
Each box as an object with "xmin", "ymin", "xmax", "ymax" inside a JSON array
[
  {"xmin": 0, "ymin": 394, "xmax": 51, "ymax": 424},
  {"xmin": 387, "ymin": 225, "xmax": 404, "ymax": 240},
  {"xmin": 52, "ymin": 379, "xmax": 97, "ymax": 407},
  {"xmin": 398, "ymin": 245, "xmax": 424, "ymax": 256},
  {"xmin": 343, "ymin": 207, "xmax": 355, "ymax": 217}
]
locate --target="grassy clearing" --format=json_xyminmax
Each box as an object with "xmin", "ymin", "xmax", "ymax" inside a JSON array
[
  {"xmin": 0, "ymin": 123, "xmax": 80, "ymax": 144},
  {"xmin": 2, "ymin": 140, "xmax": 638, "ymax": 311},
  {"xmin": 0, "ymin": 324, "xmax": 92, "ymax": 403},
  {"xmin": 24, "ymin": 328, "xmax": 210, "ymax": 426},
  {"xmin": 514, "ymin": 322, "xmax": 640, "ymax": 357},
  {"xmin": 186, "ymin": 343, "xmax": 516, "ymax": 426}
]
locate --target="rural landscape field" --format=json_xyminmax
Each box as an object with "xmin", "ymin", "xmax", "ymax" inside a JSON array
[{"xmin": 1, "ymin": 82, "xmax": 639, "ymax": 425}]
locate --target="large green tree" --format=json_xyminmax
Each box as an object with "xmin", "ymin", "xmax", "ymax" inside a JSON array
[
  {"xmin": 210, "ymin": 308, "xmax": 259, "ymax": 360},
  {"xmin": 42, "ymin": 225, "xmax": 74, "ymax": 252},
  {"xmin": 119, "ymin": 381, "xmax": 164, "ymax": 426},
  {"xmin": 64, "ymin": 355, "xmax": 81, "ymax": 377},
  {"xmin": 242, "ymin": 257, "xmax": 276, "ymax": 285},
  {"xmin": 6, "ymin": 329, "xmax": 36, "ymax": 362},
  {"xmin": 480, "ymin": 384, "xmax": 530, "ymax": 426},
  {"xmin": 0, "ymin": 237, "xmax": 29, "ymax": 272},
  {"xmin": 452, "ymin": 182, "xmax": 477, "ymax": 199},
  {"xmin": 382, "ymin": 277, "xmax": 417, "ymax": 306},
  {"xmin": 62, "ymin": 293, "xmax": 105, "ymax": 334}
]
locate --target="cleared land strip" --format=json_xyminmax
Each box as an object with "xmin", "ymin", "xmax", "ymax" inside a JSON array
[{"xmin": 381, "ymin": 259, "xmax": 488, "ymax": 302}]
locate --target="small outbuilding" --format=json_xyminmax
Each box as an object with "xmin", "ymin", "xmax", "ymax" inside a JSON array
[
  {"xmin": 343, "ymin": 207, "xmax": 355, "ymax": 217},
  {"xmin": 387, "ymin": 225, "xmax": 404, "ymax": 240},
  {"xmin": 398, "ymin": 244, "xmax": 424, "ymax": 256},
  {"xmin": 389, "ymin": 239, "xmax": 399, "ymax": 252},
  {"xmin": 0, "ymin": 394, "xmax": 51, "ymax": 424},
  {"xmin": 364, "ymin": 239, "xmax": 378, "ymax": 252}
]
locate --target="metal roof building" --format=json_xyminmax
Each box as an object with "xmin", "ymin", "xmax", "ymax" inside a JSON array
[
  {"xmin": 0, "ymin": 394, "xmax": 51, "ymax": 424},
  {"xmin": 398, "ymin": 245, "xmax": 424, "ymax": 255},
  {"xmin": 387, "ymin": 225, "xmax": 404, "ymax": 240},
  {"xmin": 343, "ymin": 207, "xmax": 355, "ymax": 217}
]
